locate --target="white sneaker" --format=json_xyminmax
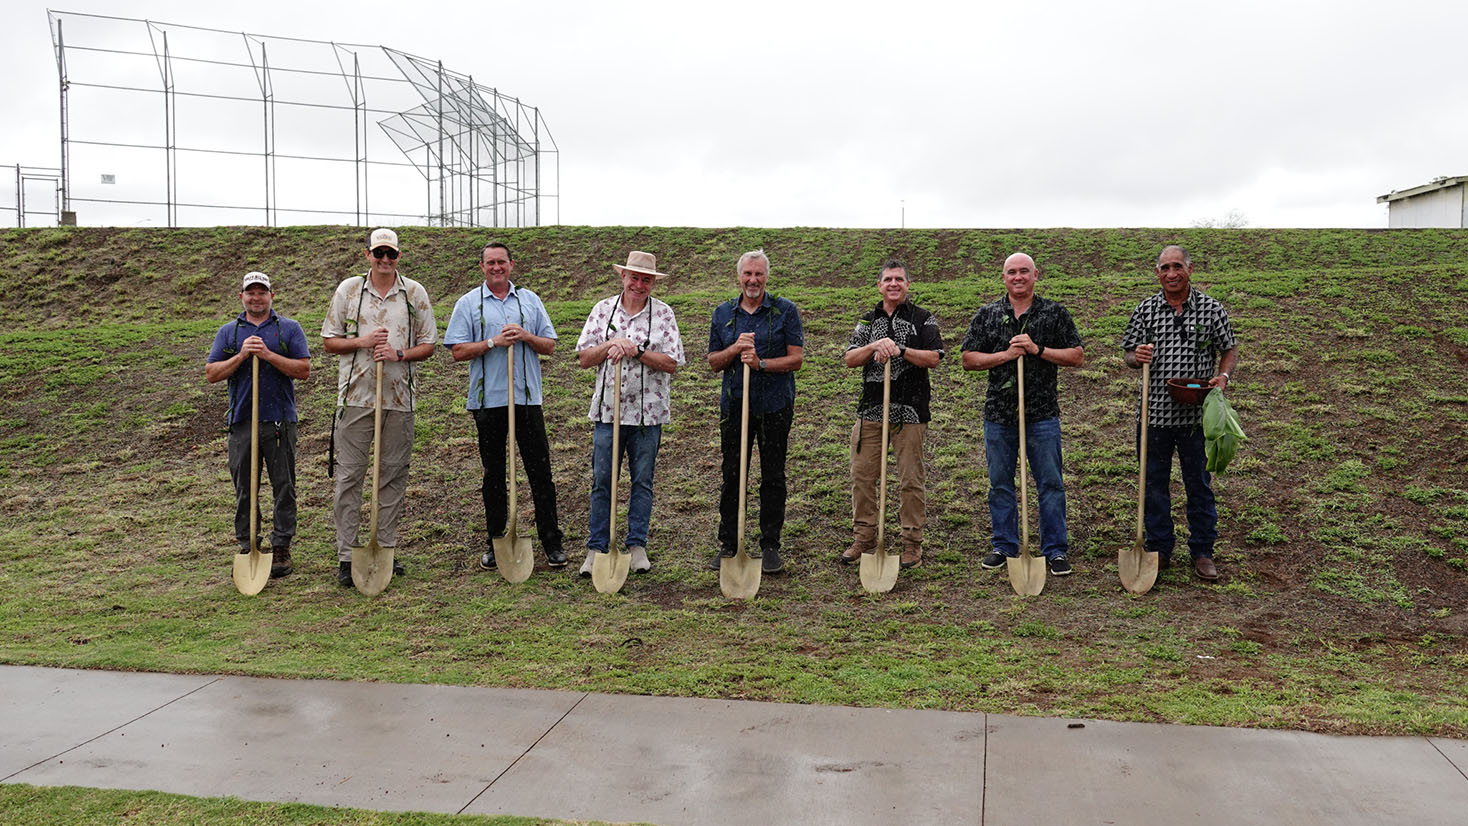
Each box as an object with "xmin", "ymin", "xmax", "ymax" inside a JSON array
[
  {"xmin": 579, "ymin": 552, "xmax": 596, "ymax": 577},
  {"xmin": 628, "ymin": 546, "xmax": 650, "ymax": 573}
]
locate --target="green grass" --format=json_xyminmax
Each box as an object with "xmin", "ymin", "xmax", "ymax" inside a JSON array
[
  {"xmin": 0, "ymin": 785, "xmax": 640, "ymax": 826},
  {"xmin": 1, "ymin": 225, "xmax": 1467, "ymax": 740}
]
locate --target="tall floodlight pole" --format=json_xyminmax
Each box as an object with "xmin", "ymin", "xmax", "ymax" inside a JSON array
[{"xmin": 436, "ymin": 60, "xmax": 445, "ymax": 226}]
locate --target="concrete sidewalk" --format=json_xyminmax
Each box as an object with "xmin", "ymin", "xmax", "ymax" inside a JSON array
[{"xmin": 2, "ymin": 665, "xmax": 1465, "ymax": 825}]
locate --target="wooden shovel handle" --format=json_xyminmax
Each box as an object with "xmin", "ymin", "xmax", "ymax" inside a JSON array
[
  {"xmin": 737, "ymin": 363, "xmax": 751, "ymax": 554},
  {"xmin": 876, "ymin": 359, "xmax": 891, "ymax": 551},
  {"xmin": 367, "ymin": 360, "xmax": 384, "ymax": 542},
  {"xmin": 249, "ymin": 356, "xmax": 259, "ymax": 554},
  {"xmin": 1136, "ymin": 361, "xmax": 1149, "ymax": 542},
  {"xmin": 1017, "ymin": 355, "xmax": 1028, "ymax": 553}
]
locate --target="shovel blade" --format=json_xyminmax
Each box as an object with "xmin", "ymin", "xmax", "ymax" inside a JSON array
[
  {"xmin": 591, "ymin": 548, "xmax": 631, "ymax": 594},
  {"xmin": 351, "ymin": 541, "xmax": 394, "ymax": 596},
  {"xmin": 1006, "ymin": 553, "xmax": 1046, "ymax": 596},
  {"xmin": 858, "ymin": 551, "xmax": 900, "ymax": 594},
  {"xmin": 1118, "ymin": 543, "xmax": 1159, "ymax": 595},
  {"xmin": 719, "ymin": 550, "xmax": 762, "ymax": 599},
  {"xmin": 495, "ymin": 533, "xmax": 534, "ymax": 584},
  {"xmin": 232, "ymin": 549, "xmax": 272, "ymax": 596}
]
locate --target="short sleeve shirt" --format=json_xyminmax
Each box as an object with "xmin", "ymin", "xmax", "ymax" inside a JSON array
[
  {"xmin": 960, "ymin": 295, "xmax": 1084, "ymax": 426},
  {"xmin": 707, "ymin": 294, "xmax": 804, "ymax": 416},
  {"xmin": 576, "ymin": 295, "xmax": 686, "ymax": 425},
  {"xmin": 1120, "ymin": 288, "xmax": 1236, "ymax": 428},
  {"xmin": 443, "ymin": 282, "xmax": 557, "ymax": 409},
  {"xmin": 845, "ymin": 300, "xmax": 944, "ymax": 424},
  {"xmin": 207, "ymin": 311, "xmax": 310, "ymax": 425},
  {"xmin": 321, "ymin": 273, "xmax": 437, "ymax": 412}
]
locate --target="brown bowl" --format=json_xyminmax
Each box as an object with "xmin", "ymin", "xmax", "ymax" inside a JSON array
[{"xmin": 1166, "ymin": 377, "xmax": 1213, "ymax": 406}]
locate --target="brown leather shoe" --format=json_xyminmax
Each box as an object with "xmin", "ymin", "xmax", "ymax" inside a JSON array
[
  {"xmin": 270, "ymin": 545, "xmax": 293, "ymax": 578},
  {"xmin": 1193, "ymin": 556, "xmax": 1219, "ymax": 581},
  {"xmin": 840, "ymin": 542, "xmax": 867, "ymax": 564},
  {"xmin": 900, "ymin": 545, "xmax": 922, "ymax": 569}
]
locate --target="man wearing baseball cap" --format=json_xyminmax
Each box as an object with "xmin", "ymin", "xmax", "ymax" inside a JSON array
[
  {"xmin": 206, "ymin": 271, "xmax": 312, "ymax": 578},
  {"xmin": 322, "ymin": 228, "xmax": 438, "ymax": 587}
]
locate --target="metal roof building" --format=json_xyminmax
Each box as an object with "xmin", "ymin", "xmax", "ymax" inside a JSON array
[{"xmin": 1376, "ymin": 176, "xmax": 1468, "ymax": 228}]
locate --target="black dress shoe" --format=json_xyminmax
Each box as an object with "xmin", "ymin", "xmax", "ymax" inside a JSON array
[
  {"xmin": 761, "ymin": 547, "xmax": 785, "ymax": 574},
  {"xmin": 337, "ymin": 561, "xmax": 352, "ymax": 587},
  {"xmin": 545, "ymin": 547, "xmax": 568, "ymax": 567},
  {"xmin": 480, "ymin": 549, "xmax": 497, "ymax": 570},
  {"xmin": 392, "ymin": 560, "xmax": 405, "ymax": 576}
]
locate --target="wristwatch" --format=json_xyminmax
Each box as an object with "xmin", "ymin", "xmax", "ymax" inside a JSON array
[
  {"xmin": 636, "ymin": 343, "xmax": 647, "ymax": 357},
  {"xmin": 897, "ymin": 345, "xmax": 907, "ymax": 359},
  {"xmin": 758, "ymin": 358, "xmax": 767, "ymax": 372},
  {"xmin": 1035, "ymin": 344, "xmax": 1046, "ymax": 359},
  {"xmin": 485, "ymin": 338, "xmax": 495, "ymax": 351},
  {"xmin": 396, "ymin": 349, "xmax": 404, "ymax": 361}
]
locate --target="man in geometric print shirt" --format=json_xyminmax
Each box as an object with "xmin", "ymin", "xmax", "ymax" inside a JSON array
[{"xmin": 1121, "ymin": 244, "xmax": 1239, "ymax": 581}]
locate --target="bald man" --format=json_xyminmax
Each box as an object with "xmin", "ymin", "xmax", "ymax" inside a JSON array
[{"xmin": 961, "ymin": 253, "xmax": 1084, "ymax": 576}]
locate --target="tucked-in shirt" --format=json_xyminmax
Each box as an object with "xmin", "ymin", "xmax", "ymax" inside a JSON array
[
  {"xmin": 707, "ymin": 294, "xmax": 804, "ymax": 416},
  {"xmin": 443, "ymin": 282, "xmax": 557, "ymax": 409},
  {"xmin": 207, "ymin": 310, "xmax": 310, "ymax": 425},
  {"xmin": 576, "ymin": 295, "xmax": 686, "ymax": 425},
  {"xmin": 321, "ymin": 273, "xmax": 437, "ymax": 412},
  {"xmin": 961, "ymin": 295, "xmax": 1084, "ymax": 427},
  {"xmin": 1120, "ymin": 288, "xmax": 1236, "ymax": 428},
  {"xmin": 845, "ymin": 300, "xmax": 945, "ymax": 424}
]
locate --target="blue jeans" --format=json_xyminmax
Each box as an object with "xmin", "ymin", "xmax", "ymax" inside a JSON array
[
  {"xmin": 587, "ymin": 423, "xmax": 662, "ymax": 552},
  {"xmin": 985, "ymin": 417, "xmax": 1069, "ymax": 560},
  {"xmin": 1139, "ymin": 424, "xmax": 1216, "ymax": 560}
]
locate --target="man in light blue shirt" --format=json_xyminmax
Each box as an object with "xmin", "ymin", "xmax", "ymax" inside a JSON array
[{"xmin": 444, "ymin": 242, "xmax": 565, "ymax": 570}]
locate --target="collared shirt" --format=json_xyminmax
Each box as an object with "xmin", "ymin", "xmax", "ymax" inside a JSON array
[
  {"xmin": 845, "ymin": 300, "xmax": 945, "ymax": 424},
  {"xmin": 707, "ymin": 293, "xmax": 804, "ymax": 416},
  {"xmin": 961, "ymin": 294, "xmax": 1084, "ymax": 426},
  {"xmin": 443, "ymin": 282, "xmax": 558, "ymax": 409},
  {"xmin": 576, "ymin": 294, "xmax": 686, "ymax": 425},
  {"xmin": 321, "ymin": 272, "xmax": 437, "ymax": 412},
  {"xmin": 1120, "ymin": 288, "xmax": 1236, "ymax": 428},
  {"xmin": 207, "ymin": 310, "xmax": 310, "ymax": 425}
]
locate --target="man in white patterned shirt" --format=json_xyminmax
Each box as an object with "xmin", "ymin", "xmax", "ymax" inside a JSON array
[
  {"xmin": 575, "ymin": 251, "xmax": 686, "ymax": 576},
  {"xmin": 1121, "ymin": 245, "xmax": 1238, "ymax": 581}
]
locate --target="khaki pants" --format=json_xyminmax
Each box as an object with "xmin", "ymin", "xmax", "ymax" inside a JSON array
[
  {"xmin": 849, "ymin": 420, "xmax": 926, "ymax": 549},
  {"xmin": 333, "ymin": 405, "xmax": 415, "ymax": 561}
]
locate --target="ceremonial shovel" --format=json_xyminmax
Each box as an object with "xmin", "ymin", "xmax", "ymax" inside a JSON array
[
  {"xmin": 1006, "ymin": 356, "xmax": 1046, "ymax": 596},
  {"xmin": 494, "ymin": 343, "xmax": 534, "ymax": 583},
  {"xmin": 719, "ymin": 363, "xmax": 762, "ymax": 599},
  {"xmin": 591, "ymin": 360, "xmax": 631, "ymax": 593},
  {"xmin": 859, "ymin": 359, "xmax": 901, "ymax": 593},
  {"xmin": 351, "ymin": 361, "xmax": 393, "ymax": 596},
  {"xmin": 232, "ymin": 356, "xmax": 272, "ymax": 595},
  {"xmin": 1118, "ymin": 361, "xmax": 1159, "ymax": 594}
]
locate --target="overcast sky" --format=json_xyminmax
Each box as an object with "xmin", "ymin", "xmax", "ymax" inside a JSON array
[{"xmin": 2, "ymin": 0, "xmax": 1464, "ymax": 228}]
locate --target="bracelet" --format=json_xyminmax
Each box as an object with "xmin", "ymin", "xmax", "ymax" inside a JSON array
[{"xmin": 1221, "ymin": 372, "xmax": 1230, "ymax": 381}]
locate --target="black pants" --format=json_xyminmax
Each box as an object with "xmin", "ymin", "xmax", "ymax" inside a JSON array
[
  {"xmin": 717, "ymin": 405, "xmax": 792, "ymax": 554},
  {"xmin": 473, "ymin": 405, "xmax": 563, "ymax": 552},
  {"xmin": 228, "ymin": 420, "xmax": 297, "ymax": 549}
]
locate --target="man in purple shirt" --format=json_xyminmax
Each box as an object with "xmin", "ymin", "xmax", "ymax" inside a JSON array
[{"xmin": 206, "ymin": 272, "xmax": 311, "ymax": 578}]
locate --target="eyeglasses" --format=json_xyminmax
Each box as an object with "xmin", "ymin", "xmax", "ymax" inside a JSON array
[{"xmin": 372, "ymin": 247, "xmax": 399, "ymax": 260}]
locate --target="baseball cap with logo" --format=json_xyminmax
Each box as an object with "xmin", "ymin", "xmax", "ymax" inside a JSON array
[
  {"xmin": 242, "ymin": 271, "xmax": 272, "ymax": 290},
  {"xmin": 369, "ymin": 228, "xmax": 399, "ymax": 252}
]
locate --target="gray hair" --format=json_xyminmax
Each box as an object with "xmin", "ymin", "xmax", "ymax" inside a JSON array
[
  {"xmin": 1157, "ymin": 244, "xmax": 1191, "ymax": 267},
  {"xmin": 737, "ymin": 248, "xmax": 770, "ymax": 273},
  {"xmin": 878, "ymin": 258, "xmax": 909, "ymax": 281}
]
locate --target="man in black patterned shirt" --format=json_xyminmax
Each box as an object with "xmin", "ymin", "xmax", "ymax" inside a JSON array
[
  {"xmin": 962, "ymin": 253, "xmax": 1085, "ymax": 576},
  {"xmin": 842, "ymin": 260, "xmax": 945, "ymax": 569},
  {"xmin": 1121, "ymin": 245, "xmax": 1238, "ymax": 581}
]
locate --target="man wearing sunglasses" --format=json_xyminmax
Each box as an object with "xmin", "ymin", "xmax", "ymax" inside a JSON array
[
  {"xmin": 322, "ymin": 228, "xmax": 438, "ymax": 587},
  {"xmin": 1121, "ymin": 245, "xmax": 1238, "ymax": 581}
]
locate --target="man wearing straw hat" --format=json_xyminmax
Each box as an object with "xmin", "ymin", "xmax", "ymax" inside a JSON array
[
  {"xmin": 841, "ymin": 259, "xmax": 944, "ymax": 569},
  {"xmin": 322, "ymin": 228, "xmax": 437, "ymax": 587},
  {"xmin": 206, "ymin": 271, "xmax": 311, "ymax": 578},
  {"xmin": 445, "ymin": 241, "xmax": 565, "ymax": 571},
  {"xmin": 1121, "ymin": 244, "xmax": 1237, "ymax": 581},
  {"xmin": 706, "ymin": 249, "xmax": 805, "ymax": 574},
  {"xmin": 962, "ymin": 252, "xmax": 1084, "ymax": 577},
  {"xmin": 575, "ymin": 251, "xmax": 686, "ymax": 576}
]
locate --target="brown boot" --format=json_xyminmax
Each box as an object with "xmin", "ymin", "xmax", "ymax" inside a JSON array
[
  {"xmin": 900, "ymin": 544, "xmax": 922, "ymax": 569},
  {"xmin": 840, "ymin": 540, "xmax": 871, "ymax": 564},
  {"xmin": 270, "ymin": 545, "xmax": 293, "ymax": 578}
]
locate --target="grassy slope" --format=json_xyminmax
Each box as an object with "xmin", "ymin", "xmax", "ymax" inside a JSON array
[{"xmin": 1, "ymin": 226, "xmax": 1467, "ymax": 737}]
